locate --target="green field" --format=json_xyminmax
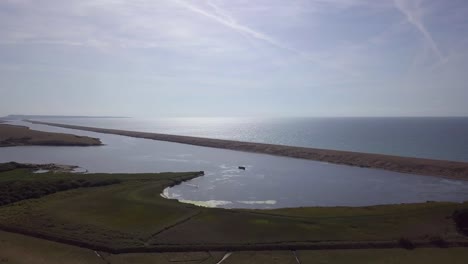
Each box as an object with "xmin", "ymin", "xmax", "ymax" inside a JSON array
[
  {"xmin": 0, "ymin": 165, "xmax": 468, "ymax": 264},
  {"xmin": 221, "ymin": 249, "xmax": 468, "ymax": 264},
  {"xmin": 0, "ymin": 168, "xmax": 203, "ymax": 250},
  {"xmin": 2, "ymin": 230, "xmax": 468, "ymax": 264},
  {"xmin": 0, "ymin": 166, "xmax": 467, "ymax": 256},
  {"xmin": 0, "ymin": 230, "xmax": 226, "ymax": 264}
]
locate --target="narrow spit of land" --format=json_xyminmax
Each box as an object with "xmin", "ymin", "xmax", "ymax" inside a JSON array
[
  {"xmin": 27, "ymin": 120, "xmax": 468, "ymax": 181},
  {"xmin": 0, "ymin": 123, "xmax": 102, "ymax": 147}
]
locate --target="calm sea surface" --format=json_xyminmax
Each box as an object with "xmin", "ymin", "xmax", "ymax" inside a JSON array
[
  {"xmin": 29, "ymin": 117, "xmax": 468, "ymax": 162},
  {"xmin": 1, "ymin": 118, "xmax": 468, "ymax": 209}
]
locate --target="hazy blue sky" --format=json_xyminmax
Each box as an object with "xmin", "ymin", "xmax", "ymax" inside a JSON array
[{"xmin": 1, "ymin": 0, "xmax": 467, "ymax": 117}]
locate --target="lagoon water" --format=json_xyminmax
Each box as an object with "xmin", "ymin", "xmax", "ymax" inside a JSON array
[{"xmin": 1, "ymin": 120, "xmax": 468, "ymax": 209}]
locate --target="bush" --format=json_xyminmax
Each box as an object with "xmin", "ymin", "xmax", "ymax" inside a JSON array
[
  {"xmin": 453, "ymin": 208, "xmax": 468, "ymax": 236},
  {"xmin": 398, "ymin": 237, "xmax": 415, "ymax": 250},
  {"xmin": 0, "ymin": 162, "xmax": 19, "ymax": 172},
  {"xmin": 429, "ymin": 236, "xmax": 448, "ymax": 248},
  {"xmin": 0, "ymin": 178, "xmax": 120, "ymax": 207}
]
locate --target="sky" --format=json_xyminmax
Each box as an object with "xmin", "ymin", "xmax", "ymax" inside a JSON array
[{"xmin": 1, "ymin": 0, "xmax": 468, "ymax": 117}]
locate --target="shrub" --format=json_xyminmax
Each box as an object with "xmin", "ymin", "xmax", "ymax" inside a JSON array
[
  {"xmin": 398, "ymin": 237, "xmax": 415, "ymax": 250},
  {"xmin": 453, "ymin": 208, "xmax": 468, "ymax": 236},
  {"xmin": 0, "ymin": 178, "xmax": 120, "ymax": 207},
  {"xmin": 0, "ymin": 162, "xmax": 19, "ymax": 172},
  {"xmin": 429, "ymin": 236, "xmax": 448, "ymax": 248}
]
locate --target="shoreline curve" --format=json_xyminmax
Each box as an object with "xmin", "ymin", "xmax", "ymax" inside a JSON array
[{"xmin": 26, "ymin": 120, "xmax": 468, "ymax": 181}]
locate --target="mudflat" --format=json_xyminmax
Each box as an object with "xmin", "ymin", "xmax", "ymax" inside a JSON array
[
  {"xmin": 27, "ymin": 120, "xmax": 468, "ymax": 180},
  {"xmin": 0, "ymin": 124, "xmax": 102, "ymax": 147}
]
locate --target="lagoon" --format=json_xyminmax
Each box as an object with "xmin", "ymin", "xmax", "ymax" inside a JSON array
[{"xmin": 1, "ymin": 120, "xmax": 468, "ymax": 209}]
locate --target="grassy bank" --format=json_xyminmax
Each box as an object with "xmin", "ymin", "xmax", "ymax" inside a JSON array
[
  {"xmin": 26, "ymin": 120, "xmax": 468, "ymax": 180},
  {"xmin": 0, "ymin": 124, "xmax": 101, "ymax": 147},
  {"xmin": 0, "ymin": 166, "xmax": 467, "ymax": 253}
]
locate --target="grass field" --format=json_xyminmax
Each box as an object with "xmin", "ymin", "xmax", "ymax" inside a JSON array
[
  {"xmin": 1, "ymin": 166, "xmax": 467, "ymax": 254},
  {"xmin": 0, "ymin": 230, "xmax": 226, "ymax": 264},
  {"xmin": 2, "ymin": 230, "xmax": 468, "ymax": 264},
  {"xmin": 221, "ymin": 249, "xmax": 468, "ymax": 264},
  {"xmin": 0, "ymin": 168, "xmax": 203, "ymax": 250}
]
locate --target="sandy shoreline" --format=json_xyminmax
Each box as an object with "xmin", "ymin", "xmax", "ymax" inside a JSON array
[
  {"xmin": 0, "ymin": 123, "xmax": 102, "ymax": 147},
  {"xmin": 27, "ymin": 120, "xmax": 468, "ymax": 181}
]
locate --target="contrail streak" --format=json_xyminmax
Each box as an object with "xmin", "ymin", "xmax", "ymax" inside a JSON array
[
  {"xmin": 174, "ymin": 0, "xmax": 297, "ymax": 53},
  {"xmin": 393, "ymin": 0, "xmax": 444, "ymax": 61}
]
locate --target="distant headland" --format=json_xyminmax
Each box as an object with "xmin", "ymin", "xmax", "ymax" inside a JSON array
[{"xmin": 0, "ymin": 115, "xmax": 129, "ymax": 120}]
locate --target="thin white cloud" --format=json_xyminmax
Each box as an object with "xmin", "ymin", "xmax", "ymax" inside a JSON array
[
  {"xmin": 206, "ymin": 0, "xmax": 235, "ymax": 24},
  {"xmin": 173, "ymin": 0, "xmax": 298, "ymax": 54},
  {"xmin": 172, "ymin": 0, "xmax": 363, "ymax": 77},
  {"xmin": 393, "ymin": 0, "xmax": 444, "ymax": 61}
]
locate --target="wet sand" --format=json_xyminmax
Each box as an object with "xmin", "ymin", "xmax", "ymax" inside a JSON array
[
  {"xmin": 0, "ymin": 124, "xmax": 102, "ymax": 147},
  {"xmin": 26, "ymin": 120, "xmax": 468, "ymax": 181}
]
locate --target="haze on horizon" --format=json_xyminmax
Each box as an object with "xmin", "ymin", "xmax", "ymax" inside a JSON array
[{"xmin": 1, "ymin": 0, "xmax": 468, "ymax": 118}]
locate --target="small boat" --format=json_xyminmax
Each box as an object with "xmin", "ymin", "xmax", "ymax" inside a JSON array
[{"xmin": 238, "ymin": 166, "xmax": 246, "ymax": 170}]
